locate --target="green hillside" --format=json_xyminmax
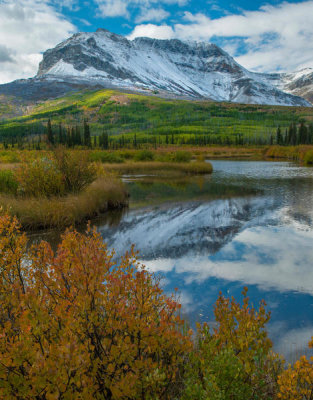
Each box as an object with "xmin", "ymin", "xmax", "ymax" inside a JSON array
[{"xmin": 0, "ymin": 89, "xmax": 313, "ymax": 146}]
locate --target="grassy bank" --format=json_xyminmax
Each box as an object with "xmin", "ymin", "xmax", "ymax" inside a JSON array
[
  {"xmin": 104, "ymin": 161, "xmax": 213, "ymax": 175},
  {"xmin": 265, "ymin": 145, "xmax": 313, "ymax": 164},
  {"xmin": 0, "ymin": 149, "xmax": 129, "ymax": 230},
  {"xmin": 0, "ymin": 176, "xmax": 128, "ymax": 230}
]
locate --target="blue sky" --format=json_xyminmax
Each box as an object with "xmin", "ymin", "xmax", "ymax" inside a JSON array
[{"xmin": 1, "ymin": 0, "xmax": 313, "ymax": 83}]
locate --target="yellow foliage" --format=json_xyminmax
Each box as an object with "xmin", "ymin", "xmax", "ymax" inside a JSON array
[
  {"xmin": 277, "ymin": 339, "xmax": 313, "ymax": 400},
  {"xmin": 0, "ymin": 214, "xmax": 191, "ymax": 399}
]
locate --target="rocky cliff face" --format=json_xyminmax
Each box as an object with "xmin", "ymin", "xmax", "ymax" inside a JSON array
[{"xmin": 0, "ymin": 28, "xmax": 311, "ymax": 106}]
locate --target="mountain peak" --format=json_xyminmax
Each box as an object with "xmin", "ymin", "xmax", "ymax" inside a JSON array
[{"xmin": 5, "ymin": 28, "xmax": 312, "ymax": 106}]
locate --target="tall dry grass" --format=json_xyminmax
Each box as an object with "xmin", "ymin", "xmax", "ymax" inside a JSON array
[
  {"xmin": 0, "ymin": 176, "xmax": 128, "ymax": 230},
  {"xmin": 103, "ymin": 161, "xmax": 213, "ymax": 175},
  {"xmin": 265, "ymin": 145, "xmax": 313, "ymax": 162}
]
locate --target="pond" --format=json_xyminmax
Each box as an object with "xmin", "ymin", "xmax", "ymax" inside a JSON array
[{"xmin": 30, "ymin": 160, "xmax": 313, "ymax": 361}]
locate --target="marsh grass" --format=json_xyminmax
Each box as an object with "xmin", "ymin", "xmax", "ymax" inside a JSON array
[
  {"xmin": 0, "ymin": 170, "xmax": 18, "ymax": 195},
  {"xmin": 303, "ymin": 150, "xmax": 313, "ymax": 165},
  {"xmin": 103, "ymin": 161, "xmax": 213, "ymax": 175},
  {"xmin": 0, "ymin": 177, "xmax": 128, "ymax": 230}
]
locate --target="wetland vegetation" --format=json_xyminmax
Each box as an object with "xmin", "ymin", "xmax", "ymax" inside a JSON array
[{"xmin": 1, "ymin": 88, "xmax": 313, "ymax": 398}]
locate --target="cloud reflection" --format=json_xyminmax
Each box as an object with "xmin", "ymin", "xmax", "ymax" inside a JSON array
[{"xmin": 143, "ymin": 226, "xmax": 313, "ymax": 295}]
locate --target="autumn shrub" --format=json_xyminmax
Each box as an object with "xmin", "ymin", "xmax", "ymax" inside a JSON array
[
  {"xmin": 134, "ymin": 150, "xmax": 155, "ymax": 161},
  {"xmin": 0, "ymin": 214, "xmax": 191, "ymax": 398},
  {"xmin": 53, "ymin": 147, "xmax": 97, "ymax": 193},
  {"xmin": 277, "ymin": 338, "xmax": 313, "ymax": 400},
  {"xmin": 0, "ymin": 169, "xmax": 18, "ymax": 194},
  {"xmin": 14, "ymin": 157, "xmax": 65, "ymax": 197},
  {"xmin": 182, "ymin": 288, "xmax": 283, "ymax": 400}
]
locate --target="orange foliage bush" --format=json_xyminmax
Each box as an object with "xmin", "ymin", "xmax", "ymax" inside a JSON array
[
  {"xmin": 277, "ymin": 338, "xmax": 313, "ymax": 400},
  {"xmin": 213, "ymin": 289, "xmax": 283, "ymax": 397},
  {"xmin": 0, "ymin": 214, "xmax": 191, "ymax": 399}
]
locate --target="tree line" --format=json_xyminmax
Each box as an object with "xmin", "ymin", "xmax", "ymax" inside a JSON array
[
  {"xmin": 2, "ymin": 118, "xmax": 313, "ymax": 150},
  {"xmin": 273, "ymin": 122, "xmax": 313, "ymax": 146}
]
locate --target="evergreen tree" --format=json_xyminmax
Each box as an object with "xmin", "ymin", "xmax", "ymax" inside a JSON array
[
  {"xmin": 83, "ymin": 120, "xmax": 91, "ymax": 148},
  {"xmin": 284, "ymin": 129, "xmax": 288, "ymax": 145},
  {"xmin": 71, "ymin": 126, "xmax": 76, "ymax": 147},
  {"xmin": 104, "ymin": 133, "xmax": 109, "ymax": 149},
  {"xmin": 308, "ymin": 124, "xmax": 313, "ymax": 144},
  {"xmin": 298, "ymin": 122, "xmax": 308, "ymax": 144},
  {"xmin": 58, "ymin": 123, "xmax": 63, "ymax": 144},
  {"xmin": 47, "ymin": 119, "xmax": 54, "ymax": 145},
  {"xmin": 276, "ymin": 126, "xmax": 282, "ymax": 145},
  {"xmin": 75, "ymin": 126, "xmax": 82, "ymax": 146}
]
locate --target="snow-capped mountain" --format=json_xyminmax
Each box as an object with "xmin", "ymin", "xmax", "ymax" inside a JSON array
[
  {"xmin": 278, "ymin": 69, "xmax": 313, "ymax": 104},
  {"xmin": 0, "ymin": 28, "xmax": 311, "ymax": 106}
]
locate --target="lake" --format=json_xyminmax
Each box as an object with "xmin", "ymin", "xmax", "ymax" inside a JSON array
[{"xmin": 30, "ymin": 160, "xmax": 313, "ymax": 361}]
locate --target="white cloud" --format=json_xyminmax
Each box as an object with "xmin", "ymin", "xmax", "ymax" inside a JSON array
[
  {"xmin": 95, "ymin": 0, "xmax": 188, "ymax": 19},
  {"xmin": 135, "ymin": 8, "xmax": 170, "ymax": 23},
  {"xmin": 0, "ymin": 0, "xmax": 75, "ymax": 84},
  {"xmin": 96, "ymin": 0, "xmax": 129, "ymax": 18},
  {"xmin": 128, "ymin": 23, "xmax": 174, "ymax": 40},
  {"xmin": 128, "ymin": 1, "xmax": 313, "ymax": 73}
]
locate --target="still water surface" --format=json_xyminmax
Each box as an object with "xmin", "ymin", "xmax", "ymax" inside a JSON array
[
  {"xmin": 31, "ymin": 160, "xmax": 313, "ymax": 361},
  {"xmin": 98, "ymin": 160, "xmax": 313, "ymax": 361}
]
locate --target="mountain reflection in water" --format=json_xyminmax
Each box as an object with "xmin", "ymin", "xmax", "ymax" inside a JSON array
[{"xmin": 98, "ymin": 161, "xmax": 313, "ymax": 361}]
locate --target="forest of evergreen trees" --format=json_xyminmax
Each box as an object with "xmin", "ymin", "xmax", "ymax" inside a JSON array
[{"xmin": 1, "ymin": 119, "xmax": 313, "ymax": 149}]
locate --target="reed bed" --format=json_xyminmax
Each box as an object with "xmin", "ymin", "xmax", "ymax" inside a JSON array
[
  {"xmin": 103, "ymin": 161, "xmax": 213, "ymax": 175},
  {"xmin": 0, "ymin": 177, "xmax": 128, "ymax": 230},
  {"xmin": 265, "ymin": 145, "xmax": 313, "ymax": 163}
]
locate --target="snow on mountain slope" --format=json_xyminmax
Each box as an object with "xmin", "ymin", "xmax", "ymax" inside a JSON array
[
  {"xmin": 254, "ymin": 68, "xmax": 313, "ymax": 105},
  {"xmin": 280, "ymin": 69, "xmax": 313, "ymax": 104},
  {"xmin": 34, "ymin": 29, "xmax": 310, "ymax": 107}
]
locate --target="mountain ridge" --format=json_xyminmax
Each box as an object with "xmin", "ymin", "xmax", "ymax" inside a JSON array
[{"xmin": 0, "ymin": 28, "xmax": 311, "ymax": 107}]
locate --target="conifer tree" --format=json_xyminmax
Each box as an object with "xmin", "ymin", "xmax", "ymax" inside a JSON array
[
  {"xmin": 66, "ymin": 127, "xmax": 72, "ymax": 147},
  {"xmin": 104, "ymin": 132, "xmax": 109, "ymax": 149},
  {"xmin": 47, "ymin": 118, "xmax": 54, "ymax": 145},
  {"xmin": 298, "ymin": 122, "xmax": 308, "ymax": 144},
  {"xmin": 75, "ymin": 126, "xmax": 82, "ymax": 146},
  {"xmin": 276, "ymin": 126, "xmax": 282, "ymax": 145},
  {"xmin": 58, "ymin": 123, "xmax": 63, "ymax": 144},
  {"xmin": 83, "ymin": 120, "xmax": 91, "ymax": 147}
]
